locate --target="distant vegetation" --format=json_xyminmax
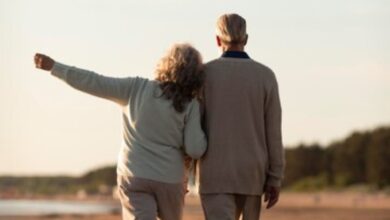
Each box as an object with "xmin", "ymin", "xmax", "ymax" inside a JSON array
[
  {"xmin": 0, "ymin": 126, "xmax": 389, "ymax": 196},
  {"xmin": 284, "ymin": 126, "xmax": 390, "ymax": 191},
  {"xmin": 0, "ymin": 166, "xmax": 116, "ymax": 196}
]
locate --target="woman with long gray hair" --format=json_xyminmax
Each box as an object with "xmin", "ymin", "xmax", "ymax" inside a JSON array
[{"xmin": 34, "ymin": 43, "xmax": 207, "ymax": 220}]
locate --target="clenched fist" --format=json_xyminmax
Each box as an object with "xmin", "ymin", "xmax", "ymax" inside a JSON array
[{"xmin": 34, "ymin": 53, "xmax": 54, "ymax": 71}]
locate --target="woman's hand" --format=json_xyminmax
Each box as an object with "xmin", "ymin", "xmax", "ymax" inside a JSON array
[{"xmin": 34, "ymin": 53, "xmax": 54, "ymax": 71}]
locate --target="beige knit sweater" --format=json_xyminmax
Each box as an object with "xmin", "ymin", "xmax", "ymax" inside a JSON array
[{"xmin": 199, "ymin": 57, "xmax": 285, "ymax": 195}]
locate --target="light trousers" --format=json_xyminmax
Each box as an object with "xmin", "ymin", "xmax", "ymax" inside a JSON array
[
  {"xmin": 117, "ymin": 175, "xmax": 185, "ymax": 220},
  {"xmin": 200, "ymin": 193, "xmax": 262, "ymax": 220}
]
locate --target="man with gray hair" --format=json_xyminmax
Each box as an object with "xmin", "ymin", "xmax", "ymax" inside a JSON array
[{"xmin": 199, "ymin": 13, "xmax": 285, "ymax": 219}]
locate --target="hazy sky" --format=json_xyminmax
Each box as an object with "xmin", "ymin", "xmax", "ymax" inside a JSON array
[{"xmin": 1, "ymin": 0, "xmax": 389, "ymax": 175}]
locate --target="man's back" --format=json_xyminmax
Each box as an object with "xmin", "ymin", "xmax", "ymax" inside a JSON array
[{"xmin": 199, "ymin": 56, "xmax": 284, "ymax": 195}]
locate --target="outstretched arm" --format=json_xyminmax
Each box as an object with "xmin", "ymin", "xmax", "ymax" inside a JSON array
[{"xmin": 34, "ymin": 53, "xmax": 134, "ymax": 105}]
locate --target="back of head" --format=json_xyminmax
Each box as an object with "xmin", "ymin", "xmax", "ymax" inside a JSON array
[
  {"xmin": 216, "ymin": 13, "xmax": 247, "ymax": 46},
  {"xmin": 155, "ymin": 43, "xmax": 204, "ymax": 113}
]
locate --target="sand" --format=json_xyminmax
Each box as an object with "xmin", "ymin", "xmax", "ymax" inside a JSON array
[{"xmin": 2, "ymin": 192, "xmax": 390, "ymax": 220}]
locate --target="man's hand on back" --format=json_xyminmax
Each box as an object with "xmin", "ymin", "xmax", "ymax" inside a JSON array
[
  {"xmin": 264, "ymin": 185, "xmax": 280, "ymax": 209},
  {"xmin": 34, "ymin": 53, "xmax": 54, "ymax": 71}
]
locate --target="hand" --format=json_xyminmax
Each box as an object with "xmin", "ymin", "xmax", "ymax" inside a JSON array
[
  {"xmin": 184, "ymin": 155, "xmax": 192, "ymax": 169},
  {"xmin": 183, "ymin": 155, "xmax": 192, "ymax": 194},
  {"xmin": 183, "ymin": 176, "xmax": 189, "ymax": 194},
  {"xmin": 264, "ymin": 185, "xmax": 280, "ymax": 209},
  {"xmin": 34, "ymin": 53, "xmax": 54, "ymax": 71}
]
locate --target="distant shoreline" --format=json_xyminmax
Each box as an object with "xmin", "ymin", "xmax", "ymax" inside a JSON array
[
  {"xmin": 0, "ymin": 195, "xmax": 117, "ymax": 202},
  {"xmin": 1, "ymin": 194, "xmax": 390, "ymax": 220}
]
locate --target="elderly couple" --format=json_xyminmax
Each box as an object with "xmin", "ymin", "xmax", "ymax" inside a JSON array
[{"xmin": 34, "ymin": 13, "xmax": 285, "ymax": 220}]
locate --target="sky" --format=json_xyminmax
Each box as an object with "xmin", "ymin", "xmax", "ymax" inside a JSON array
[{"xmin": 0, "ymin": 0, "xmax": 389, "ymax": 175}]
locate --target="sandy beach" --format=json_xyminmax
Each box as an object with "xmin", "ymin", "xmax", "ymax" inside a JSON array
[{"xmin": 1, "ymin": 192, "xmax": 390, "ymax": 220}]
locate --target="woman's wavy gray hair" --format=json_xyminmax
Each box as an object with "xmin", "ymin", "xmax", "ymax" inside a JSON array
[{"xmin": 155, "ymin": 43, "xmax": 204, "ymax": 113}]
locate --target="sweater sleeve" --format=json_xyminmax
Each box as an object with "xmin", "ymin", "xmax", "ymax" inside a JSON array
[
  {"xmin": 51, "ymin": 62, "xmax": 134, "ymax": 105},
  {"xmin": 264, "ymin": 72, "xmax": 285, "ymax": 187},
  {"xmin": 183, "ymin": 99, "xmax": 208, "ymax": 159}
]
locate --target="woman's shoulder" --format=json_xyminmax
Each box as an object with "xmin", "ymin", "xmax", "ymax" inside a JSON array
[
  {"xmin": 130, "ymin": 77, "xmax": 157, "ymax": 90},
  {"xmin": 131, "ymin": 76, "xmax": 150, "ymax": 84}
]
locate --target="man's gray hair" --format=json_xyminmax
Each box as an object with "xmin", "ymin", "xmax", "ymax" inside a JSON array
[{"xmin": 216, "ymin": 13, "xmax": 247, "ymax": 45}]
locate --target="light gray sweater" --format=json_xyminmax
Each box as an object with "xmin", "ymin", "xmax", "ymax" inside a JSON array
[{"xmin": 51, "ymin": 62, "xmax": 207, "ymax": 184}]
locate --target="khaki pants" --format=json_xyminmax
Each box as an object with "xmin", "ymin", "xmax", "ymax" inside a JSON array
[
  {"xmin": 200, "ymin": 193, "xmax": 262, "ymax": 220},
  {"xmin": 117, "ymin": 175, "xmax": 185, "ymax": 220}
]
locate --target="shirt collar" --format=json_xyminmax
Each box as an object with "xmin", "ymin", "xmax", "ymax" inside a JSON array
[{"xmin": 221, "ymin": 51, "xmax": 250, "ymax": 59}]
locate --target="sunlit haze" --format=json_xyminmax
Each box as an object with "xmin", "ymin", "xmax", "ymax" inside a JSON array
[{"xmin": 1, "ymin": 0, "xmax": 389, "ymax": 175}]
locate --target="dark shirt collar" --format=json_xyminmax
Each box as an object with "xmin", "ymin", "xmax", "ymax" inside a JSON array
[{"xmin": 221, "ymin": 51, "xmax": 250, "ymax": 59}]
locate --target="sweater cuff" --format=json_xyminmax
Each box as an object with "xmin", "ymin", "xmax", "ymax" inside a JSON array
[
  {"xmin": 51, "ymin": 62, "xmax": 70, "ymax": 80},
  {"xmin": 265, "ymin": 176, "xmax": 282, "ymax": 188}
]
